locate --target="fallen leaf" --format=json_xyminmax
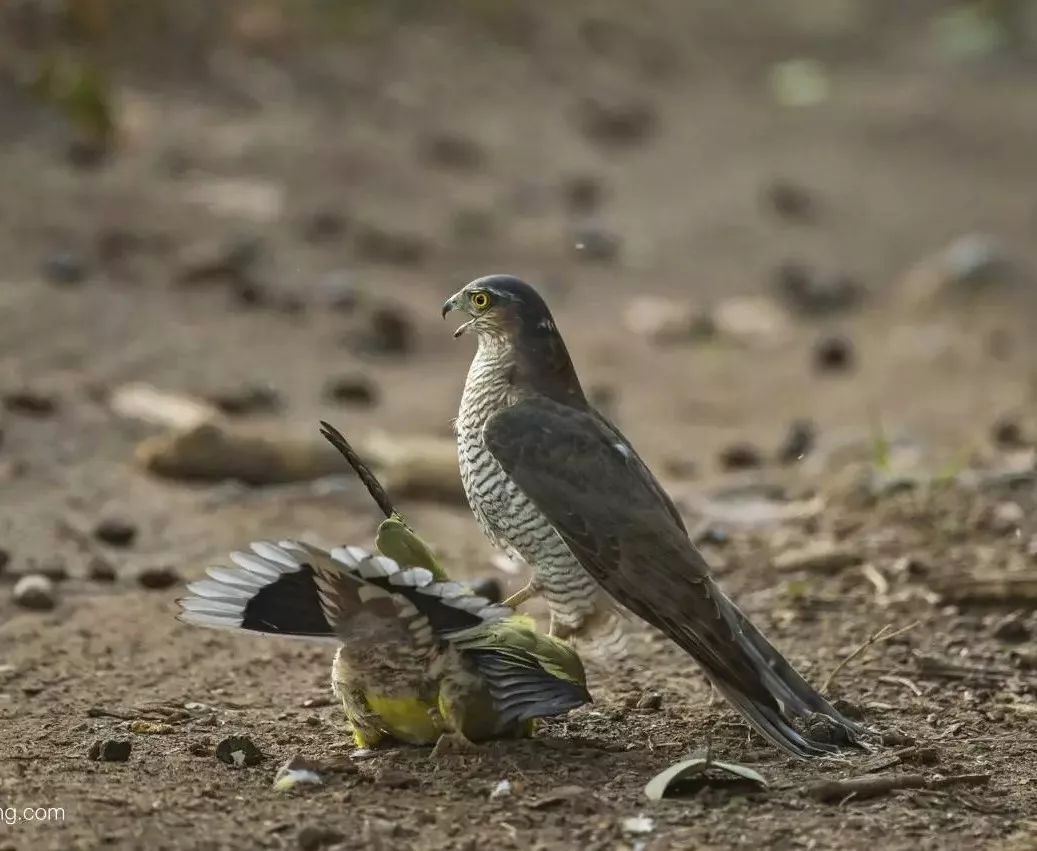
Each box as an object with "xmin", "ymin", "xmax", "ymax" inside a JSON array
[{"xmin": 644, "ymin": 753, "xmax": 767, "ymax": 801}]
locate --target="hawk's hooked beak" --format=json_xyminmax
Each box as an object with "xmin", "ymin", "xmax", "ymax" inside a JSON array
[{"xmin": 441, "ymin": 292, "xmax": 475, "ymax": 338}]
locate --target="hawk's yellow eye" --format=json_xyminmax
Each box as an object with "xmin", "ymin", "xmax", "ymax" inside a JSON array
[{"xmin": 471, "ymin": 292, "xmax": 490, "ymax": 310}]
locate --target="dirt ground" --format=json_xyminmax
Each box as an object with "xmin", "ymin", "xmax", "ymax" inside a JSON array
[{"xmin": 2, "ymin": 2, "xmax": 1037, "ymax": 849}]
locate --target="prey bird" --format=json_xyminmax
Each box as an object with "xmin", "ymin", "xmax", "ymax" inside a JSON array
[
  {"xmin": 177, "ymin": 421, "xmax": 590, "ymax": 750},
  {"xmin": 442, "ymin": 274, "xmax": 864, "ymax": 758}
]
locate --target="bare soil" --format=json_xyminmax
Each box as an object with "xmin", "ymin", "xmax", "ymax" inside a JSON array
[{"xmin": 2, "ymin": 3, "xmax": 1037, "ymax": 849}]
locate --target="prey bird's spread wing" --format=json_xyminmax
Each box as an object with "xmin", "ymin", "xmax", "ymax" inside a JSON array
[{"xmin": 483, "ymin": 396, "xmax": 861, "ymax": 757}]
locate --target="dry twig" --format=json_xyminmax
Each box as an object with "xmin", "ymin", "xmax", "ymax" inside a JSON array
[{"xmin": 823, "ymin": 621, "xmax": 920, "ymax": 693}]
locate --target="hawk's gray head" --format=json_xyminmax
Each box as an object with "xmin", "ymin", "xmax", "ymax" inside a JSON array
[
  {"xmin": 442, "ymin": 275, "xmax": 584, "ymax": 404},
  {"xmin": 441, "ymin": 275, "xmax": 558, "ymax": 341}
]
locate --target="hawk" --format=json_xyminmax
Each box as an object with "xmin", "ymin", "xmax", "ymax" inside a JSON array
[{"xmin": 443, "ymin": 274, "xmax": 863, "ymax": 758}]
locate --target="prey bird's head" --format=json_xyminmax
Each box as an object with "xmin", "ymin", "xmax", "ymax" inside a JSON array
[
  {"xmin": 442, "ymin": 275, "xmax": 586, "ymax": 406},
  {"xmin": 441, "ymin": 275, "xmax": 558, "ymax": 342}
]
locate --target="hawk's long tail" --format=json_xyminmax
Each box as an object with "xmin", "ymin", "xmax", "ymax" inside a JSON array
[{"xmin": 672, "ymin": 581, "xmax": 867, "ymax": 759}]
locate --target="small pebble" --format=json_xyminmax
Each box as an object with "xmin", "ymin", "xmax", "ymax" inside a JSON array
[
  {"xmin": 991, "ymin": 613, "xmax": 1030, "ymax": 644},
  {"xmin": 774, "ymin": 262, "xmax": 862, "ymax": 317},
  {"xmin": 215, "ymin": 734, "xmax": 263, "ymax": 768},
  {"xmin": 635, "ymin": 692, "xmax": 662, "ymax": 711},
  {"xmin": 89, "ymin": 739, "xmax": 131, "ymax": 762},
  {"xmin": 372, "ymin": 767, "xmax": 418, "ymax": 789},
  {"xmin": 3, "ymin": 388, "xmax": 58, "ymax": 417},
  {"xmin": 175, "ymin": 236, "xmax": 262, "ymax": 285},
  {"xmin": 93, "ymin": 517, "xmax": 138, "ymax": 547},
  {"xmin": 762, "ymin": 180, "xmax": 815, "ymax": 223},
  {"xmin": 136, "ymin": 565, "xmax": 181, "ymax": 590},
  {"xmin": 813, "ymin": 335, "xmax": 855, "ymax": 373},
  {"xmin": 624, "ymin": 296, "xmax": 714, "ymax": 345},
  {"xmin": 42, "ymin": 251, "xmax": 89, "ymax": 286},
  {"xmin": 989, "ymin": 501, "xmax": 1024, "ymax": 534},
  {"xmin": 776, "ymin": 419, "xmax": 815, "ymax": 464},
  {"xmin": 13, "ymin": 574, "xmax": 56, "ymax": 610},
  {"xmin": 991, "ymin": 417, "xmax": 1027, "ymax": 449},
  {"xmin": 416, "ymin": 132, "xmax": 485, "ymax": 171},
  {"xmin": 830, "ymin": 698, "xmax": 865, "ymax": 721},
  {"xmin": 354, "ymin": 305, "xmax": 414, "ymax": 356},
  {"xmin": 718, "ymin": 442, "xmax": 763, "ymax": 471},
  {"xmin": 298, "ymin": 826, "xmax": 344, "ymax": 851},
  {"xmin": 576, "ymin": 96, "xmax": 657, "ymax": 147},
  {"xmin": 323, "ymin": 375, "xmax": 378, "ymax": 407},
  {"xmin": 561, "ymin": 174, "xmax": 607, "ymax": 214},
  {"xmin": 32, "ymin": 557, "xmax": 68, "ymax": 581},
  {"xmin": 299, "ymin": 209, "xmax": 347, "ymax": 243},
  {"xmin": 87, "ymin": 557, "xmax": 117, "ymax": 582},
  {"xmin": 489, "ymin": 778, "xmax": 513, "ymax": 801},
  {"xmin": 205, "ymin": 383, "xmax": 281, "ymax": 417}
]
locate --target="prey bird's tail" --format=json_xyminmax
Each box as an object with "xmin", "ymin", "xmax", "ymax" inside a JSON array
[{"xmin": 674, "ymin": 580, "xmax": 865, "ymax": 759}]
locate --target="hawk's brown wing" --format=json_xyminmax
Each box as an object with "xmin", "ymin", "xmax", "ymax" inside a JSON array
[{"xmin": 483, "ymin": 396, "xmax": 862, "ymax": 758}]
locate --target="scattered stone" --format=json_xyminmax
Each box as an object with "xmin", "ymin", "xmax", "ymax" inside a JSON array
[
  {"xmin": 561, "ymin": 174, "xmax": 606, "ymax": 214},
  {"xmin": 988, "ymin": 501, "xmax": 1024, "ymax": 534},
  {"xmin": 353, "ymin": 224, "xmax": 430, "ymax": 266},
  {"xmin": 830, "ymin": 698, "xmax": 865, "ymax": 721},
  {"xmin": 773, "ymin": 541, "xmax": 861, "ymax": 574},
  {"xmin": 42, "ymin": 250, "xmax": 89, "ymax": 286},
  {"xmin": 93, "ymin": 517, "xmax": 138, "ymax": 548},
  {"xmin": 372, "ymin": 767, "xmax": 418, "ymax": 789},
  {"xmin": 110, "ymin": 382, "xmax": 220, "ymax": 430},
  {"xmin": 215, "ymin": 735, "xmax": 263, "ymax": 768},
  {"xmin": 135, "ymin": 565, "xmax": 181, "ymax": 590},
  {"xmin": 635, "ymin": 692, "xmax": 662, "ymax": 711},
  {"xmin": 762, "ymin": 180, "xmax": 815, "ymax": 223},
  {"xmin": 899, "ymin": 233, "xmax": 1015, "ymax": 307},
  {"xmin": 777, "ymin": 419, "xmax": 816, "ymax": 464},
  {"xmin": 204, "ymin": 383, "xmax": 282, "ymax": 417},
  {"xmin": 470, "ymin": 577, "xmax": 503, "ymax": 604},
  {"xmin": 813, "ymin": 335, "xmax": 855, "ymax": 373},
  {"xmin": 991, "ymin": 613, "xmax": 1030, "ymax": 644},
  {"xmin": 87, "ymin": 557, "xmax": 117, "ymax": 582},
  {"xmin": 298, "ymin": 826, "xmax": 344, "ymax": 851},
  {"xmin": 312, "ymin": 271, "xmax": 360, "ymax": 312},
  {"xmin": 3, "ymin": 388, "xmax": 58, "ymax": 417},
  {"xmin": 417, "ymin": 131, "xmax": 485, "ymax": 171},
  {"xmin": 718, "ymin": 442, "xmax": 763, "ymax": 471},
  {"xmin": 89, "ymin": 739, "xmax": 131, "ymax": 762},
  {"xmin": 890, "ymin": 556, "xmax": 930, "ymax": 578},
  {"xmin": 713, "ymin": 296, "xmax": 791, "ymax": 344},
  {"xmin": 489, "ymin": 778, "xmax": 513, "ymax": 801},
  {"xmin": 991, "ymin": 417, "xmax": 1028, "ymax": 449},
  {"xmin": 13, "ymin": 575, "xmax": 56, "ymax": 610},
  {"xmin": 624, "ymin": 296, "xmax": 714, "ymax": 345},
  {"xmin": 174, "ymin": 236, "xmax": 262, "ymax": 286},
  {"xmin": 621, "ymin": 815, "xmax": 656, "ymax": 836},
  {"xmin": 774, "ymin": 262, "xmax": 863, "ymax": 317},
  {"xmin": 274, "ymin": 755, "xmax": 324, "ymax": 792},
  {"xmin": 694, "ymin": 526, "xmax": 729, "ymax": 547},
  {"xmin": 879, "ymin": 729, "xmax": 916, "ymax": 747},
  {"xmin": 323, "ymin": 375, "xmax": 378, "ymax": 407},
  {"xmin": 575, "ymin": 96, "xmax": 657, "ymax": 147},
  {"xmin": 352, "ymin": 304, "xmax": 415, "ymax": 356},
  {"xmin": 299, "ymin": 209, "xmax": 347, "ymax": 244},
  {"xmin": 189, "ymin": 740, "xmax": 212, "ymax": 757},
  {"xmin": 571, "ymin": 224, "xmax": 621, "ymax": 263}
]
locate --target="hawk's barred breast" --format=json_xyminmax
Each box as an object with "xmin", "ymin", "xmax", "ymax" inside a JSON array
[{"xmin": 455, "ymin": 337, "xmax": 600, "ymax": 634}]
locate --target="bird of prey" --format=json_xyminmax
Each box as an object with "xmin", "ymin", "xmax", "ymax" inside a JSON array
[
  {"xmin": 442, "ymin": 274, "xmax": 864, "ymax": 758},
  {"xmin": 177, "ymin": 422, "xmax": 589, "ymax": 750}
]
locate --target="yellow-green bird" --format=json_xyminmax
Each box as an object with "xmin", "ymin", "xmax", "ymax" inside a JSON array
[{"xmin": 176, "ymin": 423, "xmax": 590, "ymax": 750}]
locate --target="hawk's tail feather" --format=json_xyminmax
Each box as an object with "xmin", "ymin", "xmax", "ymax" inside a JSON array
[{"xmin": 676, "ymin": 583, "xmax": 866, "ymax": 760}]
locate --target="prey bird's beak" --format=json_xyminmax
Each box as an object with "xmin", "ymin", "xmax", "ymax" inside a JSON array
[{"xmin": 441, "ymin": 292, "xmax": 474, "ymax": 338}]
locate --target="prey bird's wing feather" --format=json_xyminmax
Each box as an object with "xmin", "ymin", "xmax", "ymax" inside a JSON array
[{"xmin": 483, "ymin": 396, "xmax": 862, "ymax": 758}]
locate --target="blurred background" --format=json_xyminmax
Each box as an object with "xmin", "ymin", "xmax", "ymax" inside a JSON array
[{"xmin": 2, "ymin": 2, "xmax": 1037, "ymax": 847}]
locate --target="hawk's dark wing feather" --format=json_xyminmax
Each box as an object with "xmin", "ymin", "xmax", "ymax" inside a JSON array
[{"xmin": 483, "ymin": 396, "xmax": 863, "ymax": 758}]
